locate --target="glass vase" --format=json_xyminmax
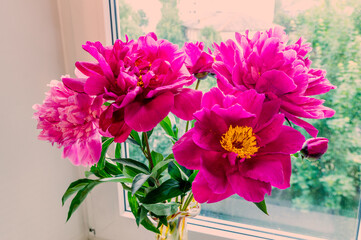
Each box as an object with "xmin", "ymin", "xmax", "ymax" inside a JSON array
[{"xmin": 155, "ymin": 199, "xmax": 200, "ymax": 240}]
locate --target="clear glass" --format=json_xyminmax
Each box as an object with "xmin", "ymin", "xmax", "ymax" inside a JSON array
[
  {"xmin": 120, "ymin": 0, "xmax": 361, "ymax": 239},
  {"xmin": 154, "ymin": 199, "xmax": 201, "ymax": 240}
]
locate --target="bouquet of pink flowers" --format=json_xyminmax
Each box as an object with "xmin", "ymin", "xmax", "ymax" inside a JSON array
[{"xmin": 33, "ymin": 27, "xmax": 335, "ymax": 235}]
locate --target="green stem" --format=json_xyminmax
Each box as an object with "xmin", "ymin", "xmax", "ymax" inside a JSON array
[
  {"xmin": 181, "ymin": 192, "xmax": 194, "ymax": 211},
  {"xmin": 143, "ymin": 132, "xmax": 154, "ymax": 170}
]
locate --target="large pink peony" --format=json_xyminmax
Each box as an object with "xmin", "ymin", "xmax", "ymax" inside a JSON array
[
  {"xmin": 63, "ymin": 33, "xmax": 202, "ymax": 142},
  {"xmin": 33, "ymin": 80, "xmax": 103, "ymax": 166},
  {"xmin": 173, "ymin": 88, "xmax": 305, "ymax": 203},
  {"xmin": 212, "ymin": 27, "xmax": 336, "ymax": 137}
]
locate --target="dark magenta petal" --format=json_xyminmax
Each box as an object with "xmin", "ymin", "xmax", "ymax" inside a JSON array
[
  {"xmin": 117, "ymin": 87, "xmax": 142, "ymax": 108},
  {"xmin": 84, "ymin": 75, "xmax": 110, "ymax": 95},
  {"xmin": 62, "ymin": 77, "xmax": 86, "ymax": 93},
  {"xmin": 227, "ymin": 172, "xmax": 272, "ymax": 202},
  {"xmin": 171, "ymin": 89, "xmax": 202, "ymax": 120},
  {"xmin": 254, "ymin": 99, "xmax": 281, "ymax": 131},
  {"xmin": 211, "ymin": 104, "xmax": 255, "ymax": 128},
  {"xmin": 239, "ymin": 154, "xmax": 290, "ymax": 188},
  {"xmin": 255, "ymin": 114, "xmax": 284, "ymax": 147},
  {"xmin": 256, "ymin": 70, "xmax": 297, "ymax": 95},
  {"xmin": 201, "ymin": 87, "xmax": 227, "ymax": 109},
  {"xmin": 200, "ymin": 151, "xmax": 230, "ymax": 194},
  {"xmin": 124, "ymin": 92, "xmax": 174, "ymax": 132},
  {"xmin": 258, "ymin": 125, "xmax": 305, "ymax": 155},
  {"xmin": 192, "ymin": 172, "xmax": 234, "ymax": 204},
  {"xmin": 234, "ymin": 89, "xmax": 265, "ymax": 119},
  {"xmin": 173, "ymin": 129, "xmax": 203, "ymax": 169},
  {"xmin": 282, "ymin": 112, "xmax": 318, "ymax": 137},
  {"xmin": 193, "ymin": 108, "xmax": 228, "ymax": 151}
]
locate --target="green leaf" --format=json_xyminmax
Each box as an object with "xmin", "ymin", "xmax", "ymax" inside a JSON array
[
  {"xmin": 99, "ymin": 175, "xmax": 133, "ymax": 183},
  {"xmin": 253, "ymin": 200, "xmax": 268, "ymax": 215},
  {"xmin": 140, "ymin": 216, "xmax": 160, "ymax": 234},
  {"xmin": 142, "ymin": 179, "xmax": 184, "ymax": 204},
  {"xmin": 160, "ymin": 116, "xmax": 175, "ymax": 138},
  {"xmin": 150, "ymin": 158, "xmax": 173, "ymax": 178},
  {"xmin": 62, "ymin": 179, "xmax": 94, "ymax": 206},
  {"xmin": 115, "ymin": 143, "xmax": 122, "ymax": 159},
  {"xmin": 67, "ymin": 182, "xmax": 99, "ymax": 221},
  {"xmin": 98, "ymin": 138, "xmax": 114, "ymax": 170},
  {"xmin": 90, "ymin": 165, "xmax": 111, "ymax": 178},
  {"xmin": 151, "ymin": 151, "xmax": 164, "ymax": 166},
  {"xmin": 158, "ymin": 216, "xmax": 168, "ymax": 227},
  {"xmin": 84, "ymin": 171, "xmax": 93, "ymax": 178},
  {"xmin": 132, "ymin": 173, "xmax": 150, "ymax": 195},
  {"xmin": 123, "ymin": 166, "xmax": 142, "ymax": 178},
  {"xmin": 128, "ymin": 192, "xmax": 140, "ymax": 226},
  {"xmin": 112, "ymin": 158, "xmax": 150, "ymax": 174},
  {"xmin": 168, "ymin": 162, "xmax": 183, "ymax": 181},
  {"xmin": 188, "ymin": 170, "xmax": 198, "ymax": 184},
  {"xmin": 104, "ymin": 161, "xmax": 122, "ymax": 176},
  {"xmin": 143, "ymin": 202, "xmax": 180, "ymax": 216},
  {"xmin": 130, "ymin": 130, "xmax": 142, "ymax": 146}
]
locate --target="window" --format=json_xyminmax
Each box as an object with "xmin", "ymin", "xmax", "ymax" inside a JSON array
[{"xmin": 83, "ymin": 0, "xmax": 361, "ymax": 239}]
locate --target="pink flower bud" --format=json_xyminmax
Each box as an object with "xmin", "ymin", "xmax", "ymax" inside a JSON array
[{"xmin": 301, "ymin": 137, "xmax": 329, "ymax": 160}]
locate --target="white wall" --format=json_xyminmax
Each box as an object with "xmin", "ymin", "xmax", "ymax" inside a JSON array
[{"xmin": 0, "ymin": 1, "xmax": 88, "ymax": 239}]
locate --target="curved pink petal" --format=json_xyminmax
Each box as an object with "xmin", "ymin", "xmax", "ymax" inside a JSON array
[
  {"xmin": 201, "ymin": 87, "xmax": 228, "ymax": 109},
  {"xmin": 256, "ymin": 70, "xmax": 297, "ymax": 95},
  {"xmin": 62, "ymin": 77, "xmax": 86, "ymax": 93},
  {"xmin": 227, "ymin": 172, "xmax": 272, "ymax": 202},
  {"xmin": 171, "ymin": 88, "xmax": 202, "ymax": 120},
  {"xmin": 283, "ymin": 112, "xmax": 319, "ymax": 137},
  {"xmin": 84, "ymin": 75, "xmax": 110, "ymax": 95},
  {"xmin": 124, "ymin": 92, "xmax": 174, "ymax": 132},
  {"xmin": 255, "ymin": 114, "xmax": 284, "ymax": 147},
  {"xmin": 173, "ymin": 129, "xmax": 203, "ymax": 169},
  {"xmin": 258, "ymin": 125, "xmax": 305, "ymax": 155},
  {"xmin": 211, "ymin": 104, "xmax": 255, "ymax": 128},
  {"xmin": 239, "ymin": 154, "xmax": 290, "ymax": 188},
  {"xmin": 192, "ymin": 172, "xmax": 234, "ymax": 204},
  {"xmin": 200, "ymin": 151, "xmax": 230, "ymax": 194},
  {"xmin": 193, "ymin": 109, "xmax": 228, "ymax": 151}
]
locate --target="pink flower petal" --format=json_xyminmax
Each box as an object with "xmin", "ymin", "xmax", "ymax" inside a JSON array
[
  {"xmin": 173, "ymin": 129, "xmax": 203, "ymax": 169},
  {"xmin": 124, "ymin": 92, "xmax": 174, "ymax": 132},
  {"xmin": 171, "ymin": 88, "xmax": 202, "ymax": 120}
]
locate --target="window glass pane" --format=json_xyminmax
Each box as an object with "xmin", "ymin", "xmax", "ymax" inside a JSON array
[{"xmin": 120, "ymin": 0, "xmax": 361, "ymax": 239}]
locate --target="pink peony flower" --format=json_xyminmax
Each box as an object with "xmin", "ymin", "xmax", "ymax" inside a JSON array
[
  {"xmin": 182, "ymin": 41, "xmax": 214, "ymax": 78},
  {"xmin": 63, "ymin": 33, "xmax": 202, "ymax": 142},
  {"xmin": 173, "ymin": 87, "xmax": 305, "ymax": 203},
  {"xmin": 301, "ymin": 137, "xmax": 329, "ymax": 160},
  {"xmin": 212, "ymin": 26, "xmax": 336, "ymax": 137},
  {"xmin": 33, "ymin": 80, "xmax": 103, "ymax": 166}
]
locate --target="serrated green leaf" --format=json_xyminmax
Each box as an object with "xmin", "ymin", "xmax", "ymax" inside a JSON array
[
  {"xmin": 112, "ymin": 158, "xmax": 150, "ymax": 174},
  {"xmin": 62, "ymin": 179, "xmax": 94, "ymax": 206},
  {"xmin": 142, "ymin": 179, "xmax": 184, "ymax": 204},
  {"xmin": 253, "ymin": 199, "xmax": 268, "ymax": 215},
  {"xmin": 67, "ymin": 182, "xmax": 99, "ymax": 221},
  {"xmin": 115, "ymin": 143, "xmax": 122, "ymax": 159},
  {"xmin": 140, "ymin": 216, "xmax": 160, "ymax": 234},
  {"xmin": 98, "ymin": 138, "xmax": 114, "ymax": 170},
  {"xmin": 143, "ymin": 202, "xmax": 180, "ymax": 216},
  {"xmin": 132, "ymin": 173, "xmax": 150, "ymax": 195},
  {"xmin": 128, "ymin": 192, "xmax": 140, "ymax": 226}
]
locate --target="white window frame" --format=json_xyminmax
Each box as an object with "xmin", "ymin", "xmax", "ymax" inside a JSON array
[{"xmin": 57, "ymin": 0, "xmax": 361, "ymax": 239}]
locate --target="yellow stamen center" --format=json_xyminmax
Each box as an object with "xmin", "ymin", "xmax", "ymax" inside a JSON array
[
  {"xmin": 220, "ymin": 125, "xmax": 259, "ymax": 159},
  {"xmin": 137, "ymin": 75, "xmax": 144, "ymax": 87}
]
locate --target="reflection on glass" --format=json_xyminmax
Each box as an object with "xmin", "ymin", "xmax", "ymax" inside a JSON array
[{"xmin": 122, "ymin": 0, "xmax": 361, "ymax": 239}]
